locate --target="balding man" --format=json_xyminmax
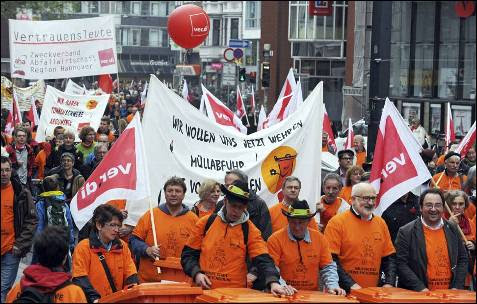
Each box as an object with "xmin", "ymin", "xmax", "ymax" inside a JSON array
[
  {"xmin": 324, "ymin": 183, "xmax": 396, "ymax": 293},
  {"xmin": 431, "ymin": 152, "xmax": 467, "ymax": 191}
]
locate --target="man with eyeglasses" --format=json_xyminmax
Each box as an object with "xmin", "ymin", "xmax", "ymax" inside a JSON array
[
  {"xmin": 333, "ymin": 149, "xmax": 355, "ymax": 186},
  {"xmin": 431, "ymin": 152, "xmax": 467, "ymax": 191},
  {"xmin": 324, "ymin": 182, "xmax": 396, "ymax": 293},
  {"xmin": 395, "ymin": 188, "xmax": 468, "ymax": 291}
]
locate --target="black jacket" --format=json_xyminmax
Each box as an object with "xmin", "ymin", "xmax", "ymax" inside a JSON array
[
  {"xmin": 11, "ymin": 174, "xmax": 38, "ymax": 257},
  {"xmin": 381, "ymin": 194, "xmax": 420, "ymax": 244},
  {"xmin": 214, "ymin": 191, "xmax": 272, "ymax": 241},
  {"xmin": 395, "ymin": 218, "xmax": 468, "ymax": 291}
]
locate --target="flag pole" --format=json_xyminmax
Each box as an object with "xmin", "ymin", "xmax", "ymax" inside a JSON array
[{"xmin": 134, "ymin": 113, "xmax": 161, "ymax": 274}]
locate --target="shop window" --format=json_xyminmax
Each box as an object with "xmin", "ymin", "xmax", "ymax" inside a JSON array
[
  {"xmin": 429, "ymin": 104, "xmax": 442, "ymax": 135},
  {"xmin": 452, "ymin": 105, "xmax": 473, "ymax": 137},
  {"xmin": 402, "ymin": 102, "xmax": 421, "ymax": 123},
  {"xmin": 463, "ymin": 15, "xmax": 476, "ymax": 99},
  {"xmin": 438, "ymin": 2, "xmax": 459, "ymax": 99}
]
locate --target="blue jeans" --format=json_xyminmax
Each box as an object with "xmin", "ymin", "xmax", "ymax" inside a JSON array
[{"xmin": 1, "ymin": 251, "xmax": 21, "ymax": 302}]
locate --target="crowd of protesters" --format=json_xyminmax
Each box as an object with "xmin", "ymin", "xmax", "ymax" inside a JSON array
[{"xmin": 1, "ymin": 81, "xmax": 476, "ymax": 302}]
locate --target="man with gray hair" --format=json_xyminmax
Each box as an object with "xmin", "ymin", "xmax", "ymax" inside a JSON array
[
  {"xmin": 324, "ymin": 182, "xmax": 396, "ymax": 293},
  {"xmin": 316, "ymin": 173, "xmax": 349, "ymax": 230}
]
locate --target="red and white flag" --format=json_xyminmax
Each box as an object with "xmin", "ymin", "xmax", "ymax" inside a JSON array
[
  {"xmin": 4, "ymin": 111, "xmax": 14, "ymax": 136},
  {"xmin": 182, "ymin": 79, "xmax": 189, "ymax": 102},
  {"xmin": 322, "ymin": 104, "xmax": 337, "ymax": 151},
  {"xmin": 284, "ymin": 79, "xmax": 304, "ymax": 118},
  {"xmin": 25, "ymin": 96, "xmax": 40, "ymax": 129},
  {"xmin": 201, "ymin": 84, "xmax": 247, "ymax": 134},
  {"xmin": 370, "ymin": 98, "xmax": 431, "ymax": 215},
  {"xmin": 70, "ymin": 114, "xmax": 151, "ymax": 230},
  {"xmin": 345, "ymin": 118, "xmax": 354, "ymax": 149},
  {"xmin": 257, "ymin": 105, "xmax": 267, "ymax": 131},
  {"xmin": 445, "ymin": 103, "xmax": 456, "ymax": 152},
  {"xmin": 455, "ymin": 121, "xmax": 476, "ymax": 157},
  {"xmin": 236, "ymin": 86, "xmax": 250, "ymax": 127},
  {"xmin": 266, "ymin": 68, "xmax": 297, "ymax": 127},
  {"xmin": 98, "ymin": 74, "xmax": 113, "ymax": 94}
]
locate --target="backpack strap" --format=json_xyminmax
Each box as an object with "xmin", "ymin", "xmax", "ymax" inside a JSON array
[
  {"xmin": 191, "ymin": 204, "xmax": 200, "ymax": 217},
  {"xmin": 97, "ymin": 252, "xmax": 117, "ymax": 293},
  {"xmin": 203, "ymin": 213, "xmax": 217, "ymax": 236}
]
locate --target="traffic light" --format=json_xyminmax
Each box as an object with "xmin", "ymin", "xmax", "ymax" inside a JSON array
[
  {"xmin": 261, "ymin": 63, "xmax": 270, "ymax": 88},
  {"xmin": 239, "ymin": 68, "xmax": 246, "ymax": 82}
]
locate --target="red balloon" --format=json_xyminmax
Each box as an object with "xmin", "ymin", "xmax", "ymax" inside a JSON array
[{"xmin": 168, "ymin": 4, "xmax": 210, "ymax": 49}]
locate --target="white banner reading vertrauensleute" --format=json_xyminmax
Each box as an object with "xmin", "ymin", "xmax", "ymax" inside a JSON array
[
  {"xmin": 36, "ymin": 85, "xmax": 109, "ymax": 142},
  {"xmin": 128, "ymin": 74, "xmax": 324, "ymax": 225},
  {"xmin": 70, "ymin": 114, "xmax": 150, "ymax": 230},
  {"xmin": 9, "ymin": 16, "xmax": 118, "ymax": 79}
]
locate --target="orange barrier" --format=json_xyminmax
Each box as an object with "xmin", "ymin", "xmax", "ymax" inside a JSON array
[
  {"xmin": 153, "ymin": 257, "xmax": 193, "ymax": 284},
  {"xmin": 98, "ymin": 282, "xmax": 202, "ymax": 303},
  {"xmin": 350, "ymin": 287, "xmax": 442, "ymax": 303},
  {"xmin": 427, "ymin": 289, "xmax": 476, "ymax": 303},
  {"xmin": 195, "ymin": 288, "xmax": 289, "ymax": 303},
  {"xmin": 285, "ymin": 290, "xmax": 359, "ymax": 303}
]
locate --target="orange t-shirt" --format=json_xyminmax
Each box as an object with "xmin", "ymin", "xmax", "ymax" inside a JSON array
[
  {"xmin": 269, "ymin": 202, "xmax": 319, "ymax": 233},
  {"xmin": 423, "ymin": 226, "xmax": 452, "ymax": 290},
  {"xmin": 127, "ymin": 114, "xmax": 134, "ymax": 123},
  {"xmin": 432, "ymin": 173, "xmax": 467, "ymax": 191},
  {"xmin": 324, "ymin": 210, "xmax": 396, "ymax": 288},
  {"xmin": 267, "ymin": 227, "xmax": 332, "ymax": 290},
  {"xmin": 319, "ymin": 196, "xmax": 347, "ymax": 229},
  {"xmin": 132, "ymin": 207, "xmax": 198, "ymax": 283},
  {"xmin": 1, "ymin": 184, "xmax": 15, "ymax": 256},
  {"xmin": 464, "ymin": 203, "xmax": 476, "ymax": 222},
  {"xmin": 322, "ymin": 145, "xmax": 329, "ymax": 152},
  {"xmin": 356, "ymin": 150, "xmax": 366, "ymax": 167},
  {"xmin": 186, "ymin": 214, "xmax": 269, "ymax": 288},
  {"xmin": 436, "ymin": 155, "xmax": 445, "ymax": 167},
  {"xmin": 339, "ymin": 186, "xmax": 352, "ymax": 204},
  {"xmin": 34, "ymin": 150, "xmax": 47, "ymax": 180},
  {"xmin": 6, "ymin": 281, "xmax": 87, "ymax": 303},
  {"xmin": 107, "ymin": 199, "xmax": 127, "ymax": 210}
]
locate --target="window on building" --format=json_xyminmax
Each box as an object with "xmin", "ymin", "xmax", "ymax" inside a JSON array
[
  {"xmin": 230, "ymin": 18, "xmax": 239, "ymax": 40},
  {"xmin": 462, "ymin": 15, "xmax": 475, "ymax": 99},
  {"xmin": 131, "ymin": 1, "xmax": 141, "ymax": 15},
  {"xmin": 212, "ymin": 19, "xmax": 221, "ymax": 46},
  {"xmin": 438, "ymin": 1, "xmax": 459, "ymax": 99},
  {"xmin": 150, "ymin": 2, "xmax": 167, "ymax": 16},
  {"xmin": 122, "ymin": 1, "xmax": 130, "ymax": 14},
  {"xmin": 116, "ymin": 27, "xmax": 121, "ymax": 43},
  {"xmin": 150, "ymin": 29, "xmax": 160, "ymax": 46},
  {"xmin": 100, "ymin": 1, "xmax": 110, "ymax": 13},
  {"xmin": 141, "ymin": 1, "xmax": 149, "ymax": 15},
  {"xmin": 121, "ymin": 28, "xmax": 129, "ymax": 45},
  {"xmin": 111, "ymin": 2, "xmax": 122, "ymax": 14},
  {"xmin": 413, "ymin": 1, "xmax": 435, "ymax": 98},
  {"xmin": 245, "ymin": 1, "xmax": 259, "ymax": 29},
  {"xmin": 141, "ymin": 28, "xmax": 149, "ymax": 46},
  {"xmin": 89, "ymin": 2, "xmax": 99, "ymax": 13},
  {"xmin": 389, "ymin": 1, "xmax": 412, "ymax": 97},
  {"xmin": 131, "ymin": 29, "xmax": 140, "ymax": 46},
  {"xmin": 161, "ymin": 29, "xmax": 169, "ymax": 47}
]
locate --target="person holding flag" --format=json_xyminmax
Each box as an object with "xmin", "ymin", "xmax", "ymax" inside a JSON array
[
  {"xmin": 431, "ymin": 152, "xmax": 468, "ymax": 192},
  {"xmin": 235, "ymin": 86, "xmax": 250, "ymax": 127}
]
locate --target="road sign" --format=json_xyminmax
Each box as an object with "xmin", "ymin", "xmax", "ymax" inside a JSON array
[
  {"xmin": 228, "ymin": 39, "xmax": 251, "ymax": 48},
  {"xmin": 233, "ymin": 48, "xmax": 244, "ymax": 59},
  {"xmin": 222, "ymin": 63, "xmax": 236, "ymax": 86},
  {"xmin": 223, "ymin": 48, "xmax": 235, "ymax": 62},
  {"xmin": 342, "ymin": 86, "xmax": 363, "ymax": 96}
]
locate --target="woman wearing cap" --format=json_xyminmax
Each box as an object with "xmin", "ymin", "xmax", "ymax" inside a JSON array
[
  {"xmin": 45, "ymin": 152, "xmax": 85, "ymax": 205},
  {"xmin": 267, "ymin": 200, "xmax": 345, "ymax": 294}
]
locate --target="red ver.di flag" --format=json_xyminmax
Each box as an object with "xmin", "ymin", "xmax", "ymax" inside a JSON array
[
  {"xmin": 370, "ymin": 98, "xmax": 431, "ymax": 215},
  {"xmin": 70, "ymin": 114, "xmax": 151, "ymax": 230}
]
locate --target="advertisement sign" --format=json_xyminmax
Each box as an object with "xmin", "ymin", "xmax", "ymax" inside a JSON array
[
  {"xmin": 36, "ymin": 85, "xmax": 109, "ymax": 142},
  {"xmin": 9, "ymin": 16, "xmax": 118, "ymax": 79}
]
